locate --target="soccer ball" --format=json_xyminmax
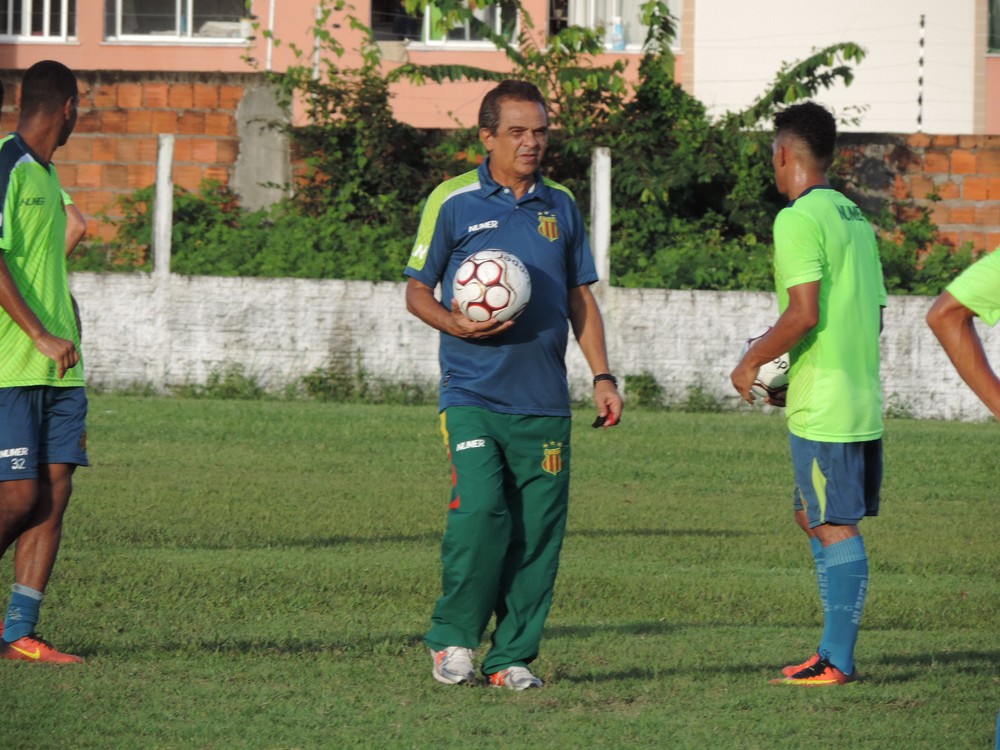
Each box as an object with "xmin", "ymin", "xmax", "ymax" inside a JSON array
[
  {"xmin": 740, "ymin": 329, "xmax": 790, "ymax": 401},
  {"xmin": 452, "ymin": 249, "xmax": 532, "ymax": 323}
]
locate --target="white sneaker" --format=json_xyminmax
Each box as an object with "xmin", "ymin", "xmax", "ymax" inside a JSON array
[
  {"xmin": 488, "ymin": 666, "xmax": 543, "ymax": 690},
  {"xmin": 430, "ymin": 646, "xmax": 476, "ymax": 685}
]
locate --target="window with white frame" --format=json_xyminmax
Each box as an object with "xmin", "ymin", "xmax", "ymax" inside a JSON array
[
  {"xmin": 560, "ymin": 0, "xmax": 681, "ymax": 50},
  {"xmin": 422, "ymin": 0, "xmax": 517, "ymax": 46},
  {"xmin": 0, "ymin": 0, "xmax": 76, "ymax": 40},
  {"xmin": 105, "ymin": 0, "xmax": 249, "ymax": 41},
  {"xmin": 991, "ymin": 0, "xmax": 1000, "ymax": 52}
]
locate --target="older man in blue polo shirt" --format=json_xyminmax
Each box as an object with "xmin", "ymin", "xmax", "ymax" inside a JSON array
[{"xmin": 404, "ymin": 79, "xmax": 623, "ymax": 690}]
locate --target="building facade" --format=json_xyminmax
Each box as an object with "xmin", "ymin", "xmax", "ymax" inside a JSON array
[{"xmin": 0, "ymin": 0, "xmax": 997, "ymax": 245}]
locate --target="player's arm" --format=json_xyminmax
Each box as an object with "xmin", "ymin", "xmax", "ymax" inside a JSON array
[
  {"xmin": 731, "ymin": 280, "xmax": 819, "ymax": 404},
  {"xmin": 0, "ymin": 253, "xmax": 78, "ymax": 378},
  {"xmin": 927, "ymin": 291, "xmax": 1000, "ymax": 420},
  {"xmin": 405, "ymin": 277, "xmax": 512, "ymax": 340},
  {"xmin": 64, "ymin": 199, "xmax": 85, "ymax": 257},
  {"xmin": 568, "ymin": 283, "xmax": 623, "ymax": 427}
]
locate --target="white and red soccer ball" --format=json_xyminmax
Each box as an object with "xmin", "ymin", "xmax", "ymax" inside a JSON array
[
  {"xmin": 740, "ymin": 329, "xmax": 790, "ymax": 401},
  {"xmin": 452, "ymin": 249, "xmax": 532, "ymax": 323}
]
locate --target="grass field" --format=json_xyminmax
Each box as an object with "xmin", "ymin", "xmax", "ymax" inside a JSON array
[{"xmin": 1, "ymin": 395, "xmax": 997, "ymax": 749}]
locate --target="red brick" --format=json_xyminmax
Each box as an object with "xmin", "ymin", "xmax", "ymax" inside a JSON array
[
  {"xmin": 78, "ymin": 190, "xmax": 116, "ymax": 215},
  {"xmin": 204, "ymin": 112, "xmax": 235, "ymax": 136},
  {"xmin": 193, "ymin": 83, "xmax": 219, "ymax": 109},
  {"xmin": 924, "ymin": 150, "xmax": 949, "ymax": 173},
  {"xmin": 127, "ymin": 164, "xmax": 156, "ymax": 189},
  {"xmin": 126, "ymin": 109, "xmax": 153, "ymax": 134},
  {"xmin": 937, "ymin": 180, "xmax": 960, "ymax": 200},
  {"xmin": 92, "ymin": 221, "xmax": 118, "ymax": 242},
  {"xmin": 218, "ymin": 85, "xmax": 243, "ymax": 111},
  {"xmin": 174, "ymin": 164, "xmax": 203, "ymax": 189},
  {"xmin": 216, "ymin": 138, "xmax": 239, "ymax": 163},
  {"xmin": 908, "ymin": 174, "xmax": 934, "ymax": 200},
  {"xmin": 932, "ymin": 135, "xmax": 958, "ymax": 147},
  {"xmin": 930, "ymin": 205, "xmax": 950, "ymax": 225},
  {"xmin": 76, "ymin": 163, "xmax": 102, "ymax": 188},
  {"xmin": 168, "ymin": 84, "xmax": 195, "ymax": 109},
  {"xmin": 90, "ymin": 84, "xmax": 117, "ymax": 108},
  {"xmin": 962, "ymin": 176, "xmax": 989, "ymax": 201},
  {"xmin": 62, "ymin": 138, "xmax": 91, "ymax": 162},
  {"xmin": 116, "ymin": 137, "xmax": 155, "ymax": 163},
  {"xmin": 56, "ymin": 163, "xmax": 77, "ymax": 186},
  {"xmin": 117, "ymin": 83, "xmax": 143, "ymax": 109},
  {"xmin": 143, "ymin": 83, "xmax": 169, "ymax": 108},
  {"xmin": 151, "ymin": 110, "xmax": 179, "ymax": 134},
  {"xmin": 986, "ymin": 232, "xmax": 1000, "ymax": 251},
  {"xmin": 951, "ymin": 149, "xmax": 976, "ymax": 174},
  {"xmin": 190, "ymin": 138, "xmax": 218, "ymax": 163},
  {"xmin": 977, "ymin": 150, "xmax": 1000, "ymax": 173},
  {"xmin": 949, "ymin": 205, "xmax": 976, "ymax": 224},
  {"xmin": 203, "ymin": 166, "xmax": 230, "ymax": 184},
  {"xmin": 75, "ymin": 110, "xmax": 102, "ymax": 134},
  {"xmin": 974, "ymin": 204, "xmax": 1000, "ymax": 224},
  {"xmin": 959, "ymin": 231, "xmax": 987, "ymax": 251},
  {"xmin": 101, "ymin": 163, "xmax": 129, "ymax": 189},
  {"xmin": 172, "ymin": 138, "xmax": 193, "ymax": 162},
  {"xmin": 91, "ymin": 137, "xmax": 117, "ymax": 162},
  {"xmin": 102, "ymin": 110, "xmax": 127, "ymax": 134},
  {"xmin": 958, "ymin": 135, "xmax": 982, "ymax": 148},
  {"xmin": 177, "ymin": 112, "xmax": 206, "ymax": 135},
  {"xmin": 892, "ymin": 174, "xmax": 911, "ymax": 200},
  {"xmin": 988, "ymin": 177, "xmax": 1000, "ymax": 200},
  {"xmin": 907, "ymin": 133, "xmax": 932, "ymax": 148}
]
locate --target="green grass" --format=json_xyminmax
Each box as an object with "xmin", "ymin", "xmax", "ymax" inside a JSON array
[{"xmin": 1, "ymin": 396, "xmax": 997, "ymax": 749}]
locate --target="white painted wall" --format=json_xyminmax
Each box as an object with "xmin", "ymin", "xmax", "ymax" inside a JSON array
[
  {"xmin": 693, "ymin": 0, "xmax": 977, "ymax": 134},
  {"xmin": 70, "ymin": 272, "xmax": 1000, "ymax": 422}
]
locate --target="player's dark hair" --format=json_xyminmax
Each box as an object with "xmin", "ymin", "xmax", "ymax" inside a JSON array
[
  {"xmin": 478, "ymin": 79, "xmax": 546, "ymax": 134},
  {"xmin": 20, "ymin": 60, "xmax": 77, "ymax": 117},
  {"xmin": 774, "ymin": 101, "xmax": 836, "ymax": 169}
]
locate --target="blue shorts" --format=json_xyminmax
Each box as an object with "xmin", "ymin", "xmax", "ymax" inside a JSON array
[
  {"xmin": 790, "ymin": 434, "xmax": 881, "ymax": 527},
  {"xmin": 0, "ymin": 386, "xmax": 89, "ymax": 481}
]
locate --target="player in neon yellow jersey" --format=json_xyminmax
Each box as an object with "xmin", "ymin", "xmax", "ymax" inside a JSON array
[
  {"xmin": 732, "ymin": 101, "xmax": 886, "ymax": 686},
  {"xmin": 927, "ymin": 248, "xmax": 1000, "ymax": 420},
  {"xmin": 0, "ymin": 61, "xmax": 88, "ymax": 664}
]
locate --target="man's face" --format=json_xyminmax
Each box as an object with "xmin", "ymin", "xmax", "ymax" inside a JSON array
[{"xmin": 481, "ymin": 98, "xmax": 548, "ymax": 185}]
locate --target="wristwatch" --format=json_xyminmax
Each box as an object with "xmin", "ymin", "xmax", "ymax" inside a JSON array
[{"xmin": 593, "ymin": 373, "xmax": 618, "ymax": 387}]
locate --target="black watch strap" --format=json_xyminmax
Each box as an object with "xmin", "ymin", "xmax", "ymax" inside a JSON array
[{"xmin": 593, "ymin": 373, "xmax": 618, "ymax": 387}]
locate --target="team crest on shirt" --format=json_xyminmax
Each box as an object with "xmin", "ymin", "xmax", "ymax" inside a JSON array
[
  {"xmin": 541, "ymin": 441, "xmax": 563, "ymax": 476},
  {"xmin": 537, "ymin": 212, "xmax": 559, "ymax": 242}
]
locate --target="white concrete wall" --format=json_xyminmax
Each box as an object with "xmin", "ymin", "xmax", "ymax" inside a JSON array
[
  {"xmin": 693, "ymin": 0, "xmax": 976, "ymax": 134},
  {"xmin": 69, "ymin": 272, "xmax": 999, "ymax": 421}
]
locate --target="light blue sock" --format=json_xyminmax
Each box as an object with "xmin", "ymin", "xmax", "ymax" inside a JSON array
[
  {"xmin": 4, "ymin": 584, "xmax": 44, "ymax": 642},
  {"xmin": 818, "ymin": 535, "xmax": 868, "ymax": 675},
  {"xmin": 809, "ymin": 536, "xmax": 828, "ymax": 612}
]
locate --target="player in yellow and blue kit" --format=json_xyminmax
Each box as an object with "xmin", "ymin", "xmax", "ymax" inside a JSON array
[
  {"xmin": 404, "ymin": 80, "xmax": 623, "ymax": 690},
  {"xmin": 0, "ymin": 61, "xmax": 87, "ymax": 664},
  {"xmin": 732, "ymin": 101, "xmax": 886, "ymax": 686},
  {"xmin": 927, "ymin": 248, "xmax": 1000, "ymax": 420},
  {"xmin": 926, "ymin": 248, "xmax": 1000, "ymax": 746}
]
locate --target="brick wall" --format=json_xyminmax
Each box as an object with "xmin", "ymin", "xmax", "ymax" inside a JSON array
[
  {"xmin": 840, "ymin": 133, "xmax": 1000, "ymax": 253},
  {"xmin": 0, "ymin": 71, "xmax": 254, "ymax": 242},
  {"xmin": 2, "ymin": 69, "xmax": 998, "ymax": 254}
]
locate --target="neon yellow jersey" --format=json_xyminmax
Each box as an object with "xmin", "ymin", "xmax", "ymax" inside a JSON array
[
  {"xmin": 947, "ymin": 248, "xmax": 1000, "ymax": 326},
  {"xmin": 774, "ymin": 187, "xmax": 885, "ymax": 442},
  {"xmin": 0, "ymin": 133, "xmax": 84, "ymax": 386}
]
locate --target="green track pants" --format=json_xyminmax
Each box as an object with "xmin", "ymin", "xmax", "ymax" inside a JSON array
[{"xmin": 425, "ymin": 406, "xmax": 571, "ymax": 675}]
